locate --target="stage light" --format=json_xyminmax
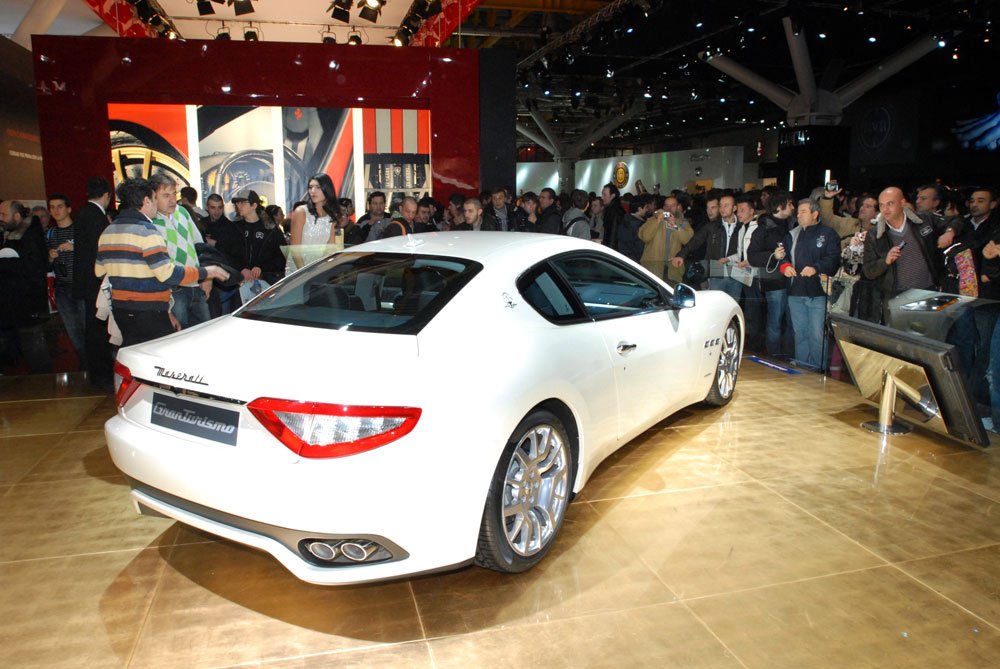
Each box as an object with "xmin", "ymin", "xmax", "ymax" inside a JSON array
[
  {"xmin": 348, "ymin": 32, "xmax": 363, "ymax": 45},
  {"xmin": 414, "ymin": 0, "xmax": 441, "ymax": 18},
  {"xmin": 244, "ymin": 28, "xmax": 258, "ymax": 41},
  {"xmin": 329, "ymin": 0, "xmax": 351, "ymax": 23},
  {"xmin": 392, "ymin": 27, "xmax": 411, "ymax": 46},
  {"xmin": 818, "ymin": 32, "xmax": 827, "ymax": 38},
  {"xmin": 358, "ymin": 0, "xmax": 384, "ymax": 23},
  {"xmin": 322, "ymin": 30, "xmax": 337, "ymax": 43},
  {"xmin": 232, "ymin": 1, "xmax": 255, "ymax": 17},
  {"xmin": 197, "ymin": 0, "xmax": 215, "ymax": 15},
  {"xmin": 867, "ymin": 35, "xmax": 877, "ymax": 43},
  {"xmin": 937, "ymin": 39, "xmax": 946, "ymax": 47},
  {"xmin": 215, "ymin": 28, "xmax": 231, "ymax": 40},
  {"xmin": 605, "ymin": 66, "xmax": 614, "ymax": 78}
]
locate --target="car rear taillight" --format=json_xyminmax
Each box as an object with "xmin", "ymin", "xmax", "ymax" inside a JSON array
[
  {"xmin": 113, "ymin": 360, "xmax": 141, "ymax": 408},
  {"xmin": 247, "ymin": 398, "xmax": 421, "ymax": 458}
]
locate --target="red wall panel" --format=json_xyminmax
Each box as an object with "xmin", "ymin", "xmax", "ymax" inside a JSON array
[{"xmin": 32, "ymin": 36, "xmax": 481, "ymax": 205}]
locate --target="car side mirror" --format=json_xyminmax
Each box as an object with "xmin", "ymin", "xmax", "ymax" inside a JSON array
[{"xmin": 672, "ymin": 283, "xmax": 696, "ymax": 309}]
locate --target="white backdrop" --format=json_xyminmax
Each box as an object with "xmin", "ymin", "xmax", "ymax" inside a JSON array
[{"xmin": 517, "ymin": 146, "xmax": 746, "ymax": 194}]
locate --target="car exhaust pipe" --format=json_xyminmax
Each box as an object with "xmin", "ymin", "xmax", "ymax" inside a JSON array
[
  {"xmin": 340, "ymin": 540, "xmax": 378, "ymax": 562},
  {"xmin": 306, "ymin": 540, "xmax": 339, "ymax": 561}
]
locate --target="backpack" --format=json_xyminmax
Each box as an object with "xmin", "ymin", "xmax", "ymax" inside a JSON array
[{"xmin": 561, "ymin": 215, "xmax": 588, "ymax": 235}]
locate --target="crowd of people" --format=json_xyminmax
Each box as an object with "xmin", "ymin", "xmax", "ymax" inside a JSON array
[{"xmin": 2, "ymin": 173, "xmax": 998, "ymax": 429}]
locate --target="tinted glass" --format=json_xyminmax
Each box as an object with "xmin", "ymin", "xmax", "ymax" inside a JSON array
[
  {"xmin": 552, "ymin": 255, "xmax": 666, "ymax": 318},
  {"xmin": 519, "ymin": 267, "xmax": 582, "ymax": 321},
  {"xmin": 237, "ymin": 252, "xmax": 482, "ymax": 334}
]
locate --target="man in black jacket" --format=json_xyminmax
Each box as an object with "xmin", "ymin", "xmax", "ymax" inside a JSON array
[
  {"xmin": 777, "ymin": 199, "xmax": 841, "ymax": 370},
  {"xmin": 747, "ymin": 192, "xmax": 794, "ymax": 355},
  {"xmin": 72, "ymin": 177, "xmax": 114, "ymax": 387},
  {"xmin": 483, "ymin": 187, "xmax": 518, "ymax": 232},
  {"xmin": 618, "ymin": 193, "xmax": 651, "ymax": 262},
  {"xmin": 536, "ymin": 188, "xmax": 562, "ymax": 235},
  {"xmin": 671, "ymin": 192, "xmax": 741, "ymax": 299},
  {"xmin": 600, "ymin": 184, "xmax": 625, "ymax": 250},
  {"xmin": 0, "ymin": 198, "xmax": 52, "ymax": 373}
]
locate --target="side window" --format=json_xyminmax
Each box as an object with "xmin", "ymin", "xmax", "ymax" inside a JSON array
[
  {"xmin": 552, "ymin": 255, "xmax": 666, "ymax": 319},
  {"xmin": 518, "ymin": 266, "xmax": 585, "ymax": 323}
]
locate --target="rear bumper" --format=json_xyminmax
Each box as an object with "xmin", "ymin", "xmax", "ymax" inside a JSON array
[{"xmin": 105, "ymin": 413, "xmax": 488, "ymax": 585}]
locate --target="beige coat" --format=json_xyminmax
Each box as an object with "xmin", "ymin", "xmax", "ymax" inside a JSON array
[{"xmin": 639, "ymin": 215, "xmax": 694, "ymax": 282}]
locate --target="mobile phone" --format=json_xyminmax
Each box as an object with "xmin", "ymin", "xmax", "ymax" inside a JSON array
[
  {"xmin": 897, "ymin": 241, "xmax": 907, "ymax": 250},
  {"xmin": 826, "ymin": 180, "xmax": 840, "ymax": 191}
]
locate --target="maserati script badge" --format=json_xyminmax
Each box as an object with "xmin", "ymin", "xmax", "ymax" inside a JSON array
[{"xmin": 154, "ymin": 366, "xmax": 209, "ymax": 386}]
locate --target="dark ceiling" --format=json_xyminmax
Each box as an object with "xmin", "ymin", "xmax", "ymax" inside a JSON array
[{"xmin": 446, "ymin": 0, "xmax": 996, "ymax": 156}]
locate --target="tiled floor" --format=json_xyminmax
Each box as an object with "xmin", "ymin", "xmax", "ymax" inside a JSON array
[{"xmin": 3, "ymin": 365, "xmax": 1000, "ymax": 667}]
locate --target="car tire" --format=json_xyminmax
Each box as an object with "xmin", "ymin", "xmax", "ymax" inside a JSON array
[
  {"xmin": 475, "ymin": 410, "xmax": 574, "ymax": 573},
  {"xmin": 704, "ymin": 318, "xmax": 741, "ymax": 406}
]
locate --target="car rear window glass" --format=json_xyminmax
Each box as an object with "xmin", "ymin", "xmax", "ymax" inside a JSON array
[
  {"xmin": 552, "ymin": 255, "xmax": 666, "ymax": 318},
  {"xmin": 237, "ymin": 252, "xmax": 482, "ymax": 334}
]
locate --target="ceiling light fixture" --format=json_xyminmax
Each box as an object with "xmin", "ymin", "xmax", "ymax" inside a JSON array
[
  {"xmin": 197, "ymin": 0, "xmax": 216, "ymax": 16},
  {"xmin": 244, "ymin": 26, "xmax": 259, "ymax": 41},
  {"xmin": 358, "ymin": 0, "xmax": 384, "ymax": 23},
  {"xmin": 347, "ymin": 31, "xmax": 363, "ymax": 45},
  {"xmin": 231, "ymin": 0, "xmax": 255, "ymax": 17},
  {"xmin": 328, "ymin": 0, "xmax": 351, "ymax": 23}
]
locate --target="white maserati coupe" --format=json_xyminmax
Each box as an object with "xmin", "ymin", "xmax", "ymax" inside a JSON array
[{"xmin": 106, "ymin": 232, "xmax": 743, "ymax": 584}]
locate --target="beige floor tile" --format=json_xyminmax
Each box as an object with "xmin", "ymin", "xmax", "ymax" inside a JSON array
[
  {"xmin": 763, "ymin": 462, "xmax": 1000, "ymax": 562},
  {"xmin": 0, "ymin": 548, "xmax": 166, "ymax": 668},
  {"xmin": 0, "ymin": 432, "xmax": 59, "ymax": 485},
  {"xmin": 591, "ymin": 482, "xmax": 884, "ymax": 599},
  {"xmin": 128, "ymin": 539, "xmax": 424, "ymax": 668},
  {"xmin": 0, "ymin": 475, "xmax": 175, "ymax": 562},
  {"xmin": 254, "ymin": 641, "xmax": 434, "ymax": 668},
  {"xmin": 73, "ymin": 396, "xmax": 118, "ymax": 432},
  {"xmin": 427, "ymin": 602, "xmax": 741, "ymax": 669},
  {"xmin": 662, "ymin": 391, "xmax": 791, "ymax": 428},
  {"xmin": 0, "ymin": 372, "xmax": 106, "ymax": 402},
  {"xmin": 20, "ymin": 430, "xmax": 119, "ymax": 483},
  {"xmin": 687, "ymin": 566, "xmax": 1000, "ymax": 669},
  {"xmin": 897, "ymin": 544, "xmax": 1000, "ymax": 629},
  {"xmin": 575, "ymin": 428, "xmax": 751, "ymax": 502},
  {"xmin": 0, "ymin": 396, "xmax": 107, "ymax": 437},
  {"xmin": 907, "ymin": 450, "xmax": 1000, "ymax": 504},
  {"xmin": 410, "ymin": 503, "xmax": 674, "ymax": 638}
]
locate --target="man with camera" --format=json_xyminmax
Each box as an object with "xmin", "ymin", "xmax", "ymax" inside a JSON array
[{"xmin": 639, "ymin": 194, "xmax": 692, "ymax": 283}]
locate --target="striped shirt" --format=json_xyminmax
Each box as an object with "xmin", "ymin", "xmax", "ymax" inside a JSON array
[{"xmin": 95, "ymin": 209, "xmax": 206, "ymax": 311}]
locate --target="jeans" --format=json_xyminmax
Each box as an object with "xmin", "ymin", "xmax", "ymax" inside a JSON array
[
  {"xmin": 171, "ymin": 285, "xmax": 210, "ymax": 329},
  {"xmin": 54, "ymin": 284, "xmax": 86, "ymax": 358},
  {"xmin": 765, "ymin": 289, "xmax": 788, "ymax": 356},
  {"xmin": 742, "ymin": 282, "xmax": 765, "ymax": 351},
  {"xmin": 708, "ymin": 277, "xmax": 743, "ymax": 302},
  {"xmin": 787, "ymin": 295, "xmax": 828, "ymax": 370}
]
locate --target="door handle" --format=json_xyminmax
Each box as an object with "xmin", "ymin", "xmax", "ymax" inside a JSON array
[{"xmin": 616, "ymin": 342, "xmax": 637, "ymax": 355}]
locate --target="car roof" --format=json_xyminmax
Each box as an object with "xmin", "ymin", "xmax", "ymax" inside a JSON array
[{"xmin": 351, "ymin": 231, "xmax": 602, "ymax": 265}]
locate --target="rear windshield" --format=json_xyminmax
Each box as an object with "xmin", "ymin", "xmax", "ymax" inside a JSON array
[{"xmin": 237, "ymin": 252, "xmax": 482, "ymax": 334}]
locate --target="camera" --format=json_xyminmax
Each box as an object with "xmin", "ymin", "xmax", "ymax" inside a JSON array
[{"xmin": 826, "ymin": 180, "xmax": 840, "ymax": 192}]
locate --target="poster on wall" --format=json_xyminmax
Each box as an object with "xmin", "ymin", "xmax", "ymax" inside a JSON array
[
  {"xmin": 281, "ymin": 107, "xmax": 354, "ymax": 212},
  {"xmin": 107, "ymin": 105, "xmax": 430, "ymax": 216},
  {"xmin": 197, "ymin": 106, "xmax": 276, "ymax": 210},
  {"xmin": 107, "ymin": 103, "xmax": 191, "ymax": 189},
  {"xmin": 358, "ymin": 108, "xmax": 432, "ymax": 210}
]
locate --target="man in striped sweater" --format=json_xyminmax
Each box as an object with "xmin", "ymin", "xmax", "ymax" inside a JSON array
[{"xmin": 95, "ymin": 179, "xmax": 229, "ymax": 347}]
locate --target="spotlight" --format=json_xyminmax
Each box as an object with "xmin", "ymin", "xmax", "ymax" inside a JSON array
[
  {"xmin": 197, "ymin": 0, "xmax": 216, "ymax": 16},
  {"xmin": 818, "ymin": 32, "xmax": 827, "ymax": 38},
  {"xmin": 605, "ymin": 66, "xmax": 614, "ymax": 78},
  {"xmin": 329, "ymin": 0, "xmax": 351, "ymax": 23},
  {"xmin": 937, "ymin": 39, "xmax": 946, "ymax": 47},
  {"xmin": 867, "ymin": 35, "xmax": 877, "ymax": 43},
  {"xmin": 392, "ymin": 27, "xmax": 411, "ymax": 46},
  {"xmin": 232, "ymin": 0, "xmax": 255, "ymax": 17},
  {"xmin": 215, "ymin": 26, "xmax": 231, "ymax": 40},
  {"xmin": 244, "ymin": 27, "xmax": 259, "ymax": 41},
  {"xmin": 358, "ymin": 0, "xmax": 383, "ymax": 23},
  {"xmin": 347, "ymin": 31, "xmax": 363, "ymax": 45},
  {"xmin": 322, "ymin": 33, "xmax": 337, "ymax": 44},
  {"xmin": 414, "ymin": 0, "xmax": 442, "ymax": 18}
]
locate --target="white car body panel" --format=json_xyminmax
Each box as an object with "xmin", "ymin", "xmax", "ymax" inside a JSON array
[{"xmin": 105, "ymin": 232, "xmax": 742, "ymax": 584}]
